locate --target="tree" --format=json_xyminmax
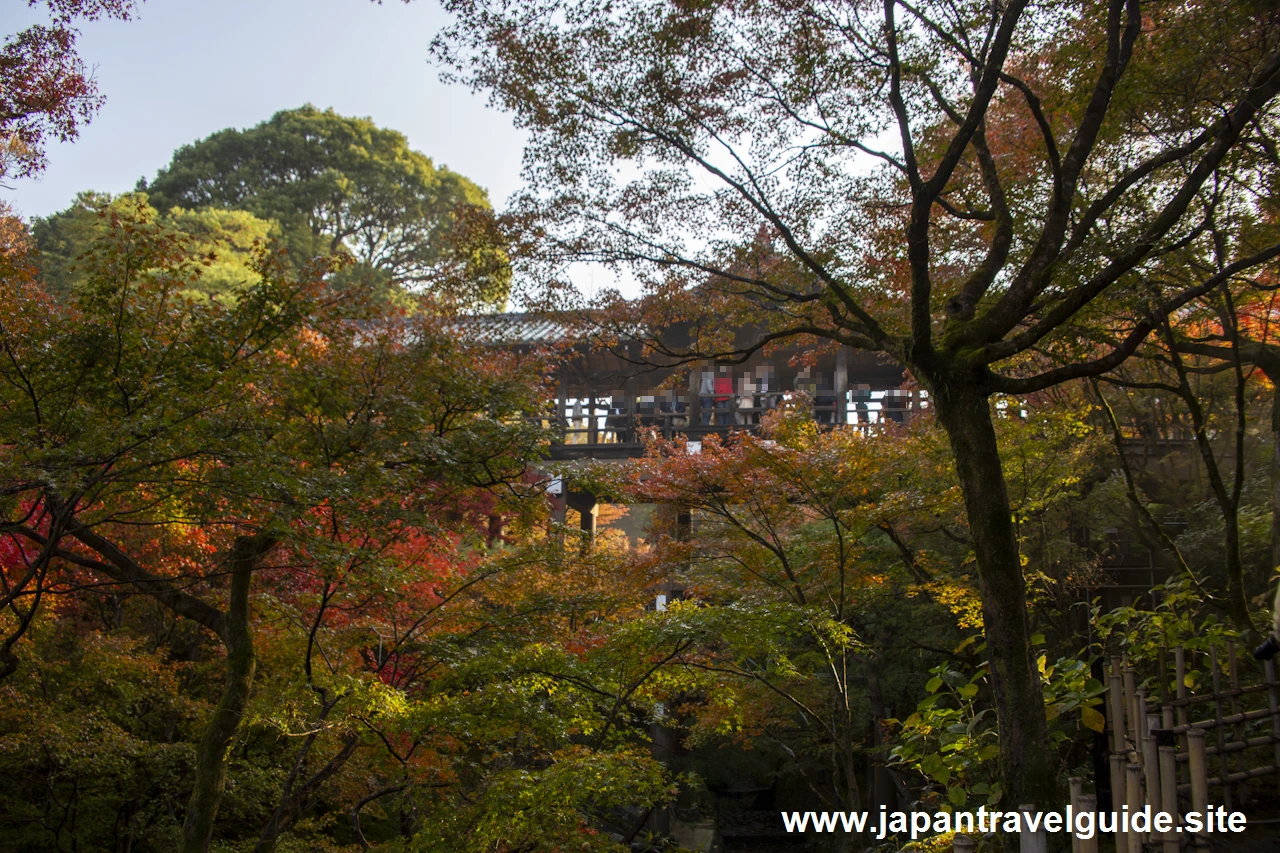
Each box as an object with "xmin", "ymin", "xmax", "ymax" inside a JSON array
[
  {"xmin": 1, "ymin": 1, "xmax": 139, "ymax": 183},
  {"xmin": 145, "ymin": 106, "xmax": 511, "ymax": 306},
  {"xmin": 434, "ymin": 0, "xmax": 1280, "ymax": 806},
  {"xmin": 580, "ymin": 400, "xmax": 1100, "ymax": 835},
  {"xmin": 31, "ymin": 190, "xmax": 280, "ymax": 299},
  {"xmin": 0, "ymin": 198, "xmax": 550, "ymax": 851},
  {"xmin": 588, "ymin": 410, "xmax": 965, "ymax": 848},
  {"xmin": 1100, "ymin": 270, "xmax": 1280, "ymax": 639}
]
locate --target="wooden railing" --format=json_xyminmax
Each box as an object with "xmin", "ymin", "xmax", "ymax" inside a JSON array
[{"xmin": 549, "ymin": 390, "xmax": 923, "ymax": 457}]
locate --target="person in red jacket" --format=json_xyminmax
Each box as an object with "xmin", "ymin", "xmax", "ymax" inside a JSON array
[{"xmin": 713, "ymin": 367, "xmax": 733, "ymax": 425}]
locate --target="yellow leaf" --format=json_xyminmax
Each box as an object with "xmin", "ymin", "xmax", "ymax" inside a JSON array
[{"xmin": 1081, "ymin": 706, "xmax": 1106, "ymax": 733}]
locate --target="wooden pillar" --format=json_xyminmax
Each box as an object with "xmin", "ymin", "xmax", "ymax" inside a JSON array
[
  {"xmin": 587, "ymin": 382, "xmax": 598, "ymax": 446},
  {"xmin": 688, "ymin": 367, "xmax": 702, "ymax": 435},
  {"xmin": 835, "ymin": 345, "xmax": 848, "ymax": 425},
  {"xmin": 553, "ymin": 381, "xmax": 564, "ymax": 446},
  {"xmin": 566, "ymin": 490, "xmax": 598, "ymax": 553},
  {"xmin": 624, "ymin": 371, "xmax": 638, "ymax": 443}
]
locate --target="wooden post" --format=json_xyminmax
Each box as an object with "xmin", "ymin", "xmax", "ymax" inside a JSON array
[
  {"xmin": 1187, "ymin": 728, "xmax": 1210, "ymax": 853},
  {"xmin": 1019, "ymin": 804, "xmax": 1047, "ymax": 853},
  {"xmin": 1125, "ymin": 763, "xmax": 1143, "ymax": 853},
  {"xmin": 952, "ymin": 834, "xmax": 975, "ymax": 853},
  {"xmin": 1159, "ymin": 744, "xmax": 1179, "ymax": 853},
  {"xmin": 1077, "ymin": 794, "xmax": 1099, "ymax": 853},
  {"xmin": 1068, "ymin": 777, "xmax": 1083, "ymax": 853}
]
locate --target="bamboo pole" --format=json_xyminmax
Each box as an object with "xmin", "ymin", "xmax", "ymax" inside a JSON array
[
  {"xmin": 1159, "ymin": 645, "xmax": 1170, "ymax": 706},
  {"xmin": 1175, "ymin": 763, "xmax": 1280, "ymax": 789},
  {"xmin": 1188, "ymin": 728, "xmax": 1210, "ymax": 853},
  {"xmin": 1176, "ymin": 646, "xmax": 1189, "ymax": 784},
  {"xmin": 1019, "ymin": 804, "xmax": 1047, "ymax": 853},
  {"xmin": 1209, "ymin": 645, "xmax": 1233, "ymax": 810},
  {"xmin": 1068, "ymin": 777, "xmax": 1082, "ymax": 853},
  {"xmin": 1142, "ymin": 734, "xmax": 1160, "ymax": 826},
  {"xmin": 1228, "ymin": 641, "xmax": 1242, "ymax": 810},
  {"xmin": 1173, "ymin": 705, "xmax": 1279, "ymax": 733},
  {"xmin": 1169, "ymin": 681, "xmax": 1275, "ymax": 706},
  {"xmin": 1159, "ymin": 744, "xmax": 1179, "ymax": 853},
  {"xmin": 1110, "ymin": 753, "xmax": 1127, "ymax": 853},
  {"xmin": 1124, "ymin": 664, "xmax": 1139, "ymax": 757},
  {"xmin": 1109, "ymin": 664, "xmax": 1126, "ymax": 755},
  {"xmin": 1267, "ymin": 658, "xmax": 1280, "ymax": 798},
  {"xmin": 1125, "ymin": 763, "xmax": 1143, "ymax": 853},
  {"xmin": 1173, "ymin": 730, "xmax": 1280, "ymax": 759},
  {"xmin": 1078, "ymin": 794, "xmax": 1099, "ymax": 853}
]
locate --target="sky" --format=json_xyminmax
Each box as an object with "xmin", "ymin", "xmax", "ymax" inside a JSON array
[{"xmin": 5, "ymin": 0, "xmax": 528, "ymax": 219}]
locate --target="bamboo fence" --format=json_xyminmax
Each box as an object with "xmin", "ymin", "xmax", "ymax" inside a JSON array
[{"xmin": 952, "ymin": 640, "xmax": 1280, "ymax": 852}]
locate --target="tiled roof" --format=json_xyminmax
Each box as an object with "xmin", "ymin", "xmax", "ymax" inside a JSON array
[{"xmin": 456, "ymin": 312, "xmax": 575, "ymax": 344}]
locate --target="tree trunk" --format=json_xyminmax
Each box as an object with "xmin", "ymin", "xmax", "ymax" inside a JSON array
[
  {"xmin": 254, "ymin": 734, "xmax": 360, "ymax": 853},
  {"xmin": 931, "ymin": 381, "xmax": 1056, "ymax": 810},
  {"xmin": 183, "ymin": 535, "xmax": 274, "ymax": 853}
]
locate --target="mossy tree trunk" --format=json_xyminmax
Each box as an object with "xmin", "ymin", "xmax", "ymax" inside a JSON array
[
  {"xmin": 183, "ymin": 535, "xmax": 276, "ymax": 853},
  {"xmin": 930, "ymin": 380, "xmax": 1057, "ymax": 810}
]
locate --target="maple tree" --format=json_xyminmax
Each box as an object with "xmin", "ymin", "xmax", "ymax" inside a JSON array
[
  {"xmin": 1, "ymin": 1, "xmax": 139, "ymax": 183},
  {"xmin": 568, "ymin": 400, "xmax": 1100, "ymax": 845},
  {"xmin": 0, "ymin": 199, "xmax": 552, "ymax": 852},
  {"xmin": 433, "ymin": 0, "xmax": 1280, "ymax": 806}
]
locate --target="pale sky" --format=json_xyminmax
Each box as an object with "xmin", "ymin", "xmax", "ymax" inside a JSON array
[{"xmin": 5, "ymin": 0, "xmax": 528, "ymax": 219}]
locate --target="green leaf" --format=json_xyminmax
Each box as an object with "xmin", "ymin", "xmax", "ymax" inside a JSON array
[{"xmin": 926, "ymin": 675, "xmax": 944, "ymax": 694}]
